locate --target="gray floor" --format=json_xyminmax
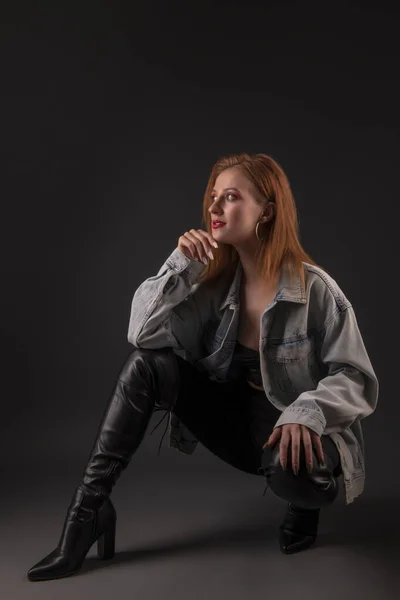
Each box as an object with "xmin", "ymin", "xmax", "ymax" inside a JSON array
[{"xmin": 4, "ymin": 429, "xmax": 399, "ymax": 600}]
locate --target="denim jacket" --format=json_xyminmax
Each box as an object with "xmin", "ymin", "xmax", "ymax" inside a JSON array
[{"xmin": 127, "ymin": 247, "xmax": 379, "ymax": 505}]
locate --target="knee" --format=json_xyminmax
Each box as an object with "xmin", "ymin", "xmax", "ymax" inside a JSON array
[
  {"xmin": 261, "ymin": 443, "xmax": 339, "ymax": 509},
  {"xmin": 119, "ymin": 345, "xmax": 177, "ymax": 384},
  {"xmin": 118, "ymin": 346, "xmax": 180, "ymax": 410}
]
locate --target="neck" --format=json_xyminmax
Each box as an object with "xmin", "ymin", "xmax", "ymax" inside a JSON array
[{"xmin": 235, "ymin": 242, "xmax": 277, "ymax": 288}]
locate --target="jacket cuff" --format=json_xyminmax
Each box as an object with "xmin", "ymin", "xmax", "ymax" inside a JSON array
[
  {"xmin": 273, "ymin": 408, "xmax": 326, "ymax": 437},
  {"xmin": 166, "ymin": 247, "xmax": 206, "ymax": 281}
]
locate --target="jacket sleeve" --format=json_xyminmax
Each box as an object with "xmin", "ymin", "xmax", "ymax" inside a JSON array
[
  {"xmin": 272, "ymin": 305, "xmax": 379, "ymax": 437},
  {"xmin": 127, "ymin": 247, "xmax": 208, "ymax": 354}
]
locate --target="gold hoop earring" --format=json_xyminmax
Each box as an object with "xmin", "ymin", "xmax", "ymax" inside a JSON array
[{"xmin": 255, "ymin": 221, "xmax": 266, "ymax": 241}]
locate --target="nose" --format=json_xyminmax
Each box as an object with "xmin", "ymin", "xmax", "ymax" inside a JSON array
[{"xmin": 209, "ymin": 201, "xmax": 223, "ymax": 217}]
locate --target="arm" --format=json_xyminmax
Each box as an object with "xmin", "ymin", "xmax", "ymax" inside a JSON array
[
  {"xmin": 272, "ymin": 305, "xmax": 379, "ymax": 436},
  {"xmin": 127, "ymin": 247, "xmax": 207, "ymax": 352}
]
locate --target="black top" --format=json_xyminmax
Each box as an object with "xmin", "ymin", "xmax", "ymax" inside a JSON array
[
  {"xmin": 226, "ymin": 340, "xmax": 264, "ymax": 389},
  {"xmin": 226, "ymin": 340, "xmax": 282, "ymax": 448}
]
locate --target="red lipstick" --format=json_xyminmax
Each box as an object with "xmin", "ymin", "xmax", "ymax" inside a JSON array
[{"xmin": 212, "ymin": 220, "xmax": 226, "ymax": 229}]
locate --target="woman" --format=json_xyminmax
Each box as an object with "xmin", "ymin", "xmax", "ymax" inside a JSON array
[{"xmin": 27, "ymin": 153, "xmax": 379, "ymax": 581}]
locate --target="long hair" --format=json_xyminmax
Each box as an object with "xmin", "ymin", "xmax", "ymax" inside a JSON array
[{"xmin": 197, "ymin": 153, "xmax": 327, "ymax": 290}]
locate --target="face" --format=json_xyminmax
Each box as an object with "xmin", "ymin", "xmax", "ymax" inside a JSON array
[{"xmin": 208, "ymin": 166, "xmax": 273, "ymax": 246}]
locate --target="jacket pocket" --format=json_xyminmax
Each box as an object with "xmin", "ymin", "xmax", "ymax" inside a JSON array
[{"xmin": 266, "ymin": 334, "xmax": 320, "ymax": 396}]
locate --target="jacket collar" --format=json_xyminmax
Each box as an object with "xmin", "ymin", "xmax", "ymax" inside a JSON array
[{"xmin": 219, "ymin": 259, "xmax": 306, "ymax": 310}]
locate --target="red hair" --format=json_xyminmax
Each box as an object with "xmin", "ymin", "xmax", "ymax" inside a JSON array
[{"xmin": 197, "ymin": 152, "xmax": 327, "ymax": 290}]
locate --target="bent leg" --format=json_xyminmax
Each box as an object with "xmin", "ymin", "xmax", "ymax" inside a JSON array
[
  {"xmin": 171, "ymin": 355, "xmax": 261, "ymax": 475},
  {"xmin": 26, "ymin": 345, "xmax": 181, "ymax": 582},
  {"xmin": 261, "ymin": 434, "xmax": 342, "ymax": 509},
  {"xmin": 118, "ymin": 345, "xmax": 180, "ymax": 412}
]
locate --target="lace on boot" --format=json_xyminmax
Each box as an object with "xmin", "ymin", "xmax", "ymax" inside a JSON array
[{"xmin": 149, "ymin": 407, "xmax": 172, "ymax": 456}]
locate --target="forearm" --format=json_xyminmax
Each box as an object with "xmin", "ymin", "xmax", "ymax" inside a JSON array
[{"xmin": 127, "ymin": 247, "xmax": 205, "ymax": 349}]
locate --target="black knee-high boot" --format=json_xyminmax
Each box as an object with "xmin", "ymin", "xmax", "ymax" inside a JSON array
[{"xmin": 27, "ymin": 347, "xmax": 179, "ymax": 582}]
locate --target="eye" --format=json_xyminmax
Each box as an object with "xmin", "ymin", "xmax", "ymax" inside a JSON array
[{"xmin": 210, "ymin": 192, "xmax": 237, "ymax": 202}]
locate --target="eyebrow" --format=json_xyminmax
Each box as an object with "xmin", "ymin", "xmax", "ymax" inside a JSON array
[{"xmin": 211, "ymin": 187, "xmax": 241, "ymax": 193}]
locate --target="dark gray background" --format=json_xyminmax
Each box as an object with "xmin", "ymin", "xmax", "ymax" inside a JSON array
[{"xmin": 1, "ymin": 0, "xmax": 399, "ymax": 596}]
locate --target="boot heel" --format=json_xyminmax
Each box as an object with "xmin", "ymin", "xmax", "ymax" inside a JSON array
[{"xmin": 97, "ymin": 518, "xmax": 116, "ymax": 560}]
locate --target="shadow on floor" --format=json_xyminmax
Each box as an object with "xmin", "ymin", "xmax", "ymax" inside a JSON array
[{"xmin": 75, "ymin": 494, "xmax": 399, "ymax": 578}]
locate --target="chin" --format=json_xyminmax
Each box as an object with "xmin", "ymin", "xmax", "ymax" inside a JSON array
[{"xmin": 212, "ymin": 231, "xmax": 228, "ymax": 241}]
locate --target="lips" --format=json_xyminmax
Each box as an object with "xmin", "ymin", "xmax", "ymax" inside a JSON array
[{"xmin": 212, "ymin": 221, "xmax": 226, "ymax": 229}]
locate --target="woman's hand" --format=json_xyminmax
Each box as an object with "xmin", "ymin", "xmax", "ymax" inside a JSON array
[
  {"xmin": 263, "ymin": 424, "xmax": 325, "ymax": 475},
  {"xmin": 178, "ymin": 229, "xmax": 218, "ymax": 264}
]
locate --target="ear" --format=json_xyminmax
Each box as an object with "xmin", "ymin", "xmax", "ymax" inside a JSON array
[{"xmin": 261, "ymin": 202, "xmax": 275, "ymax": 223}]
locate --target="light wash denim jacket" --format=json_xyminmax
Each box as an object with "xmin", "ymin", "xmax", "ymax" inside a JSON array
[{"xmin": 127, "ymin": 247, "xmax": 379, "ymax": 505}]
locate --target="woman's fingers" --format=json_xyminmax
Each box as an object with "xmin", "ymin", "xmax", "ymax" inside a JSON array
[
  {"xmin": 301, "ymin": 426, "xmax": 314, "ymax": 473},
  {"xmin": 189, "ymin": 229, "xmax": 218, "ymax": 260},
  {"xmin": 291, "ymin": 426, "xmax": 301, "ymax": 474},
  {"xmin": 202, "ymin": 229, "xmax": 218, "ymax": 249},
  {"xmin": 279, "ymin": 427, "xmax": 290, "ymax": 470},
  {"xmin": 311, "ymin": 432, "xmax": 325, "ymax": 466},
  {"xmin": 266, "ymin": 424, "xmax": 326, "ymax": 476},
  {"xmin": 184, "ymin": 231, "xmax": 209, "ymax": 263},
  {"xmin": 263, "ymin": 426, "xmax": 281, "ymax": 449},
  {"xmin": 278, "ymin": 424, "xmax": 321, "ymax": 475},
  {"xmin": 179, "ymin": 229, "xmax": 218, "ymax": 263}
]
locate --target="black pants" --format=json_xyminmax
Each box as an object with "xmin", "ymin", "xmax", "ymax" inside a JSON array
[{"xmin": 151, "ymin": 352, "xmax": 342, "ymax": 484}]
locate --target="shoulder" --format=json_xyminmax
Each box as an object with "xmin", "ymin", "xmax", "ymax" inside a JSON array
[{"xmin": 302, "ymin": 262, "xmax": 352, "ymax": 326}]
